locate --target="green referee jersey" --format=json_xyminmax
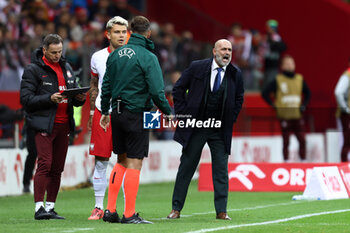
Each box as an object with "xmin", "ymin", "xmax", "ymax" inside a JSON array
[{"xmin": 101, "ymin": 33, "xmax": 172, "ymax": 115}]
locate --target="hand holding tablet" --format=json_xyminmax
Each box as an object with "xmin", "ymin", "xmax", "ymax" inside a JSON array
[{"xmin": 61, "ymin": 87, "xmax": 90, "ymax": 98}]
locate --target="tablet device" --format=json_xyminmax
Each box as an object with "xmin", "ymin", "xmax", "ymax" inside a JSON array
[{"xmin": 62, "ymin": 86, "xmax": 90, "ymax": 98}]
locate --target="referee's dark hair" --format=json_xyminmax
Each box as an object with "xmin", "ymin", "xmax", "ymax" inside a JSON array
[
  {"xmin": 43, "ymin": 34, "xmax": 63, "ymax": 49},
  {"xmin": 130, "ymin": 16, "xmax": 150, "ymax": 35}
]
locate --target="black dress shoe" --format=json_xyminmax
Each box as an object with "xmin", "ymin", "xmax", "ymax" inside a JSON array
[
  {"xmin": 48, "ymin": 209, "xmax": 65, "ymax": 219},
  {"xmin": 34, "ymin": 206, "xmax": 51, "ymax": 220}
]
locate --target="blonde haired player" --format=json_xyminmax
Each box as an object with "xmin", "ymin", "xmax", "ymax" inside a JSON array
[{"xmin": 88, "ymin": 16, "xmax": 129, "ymax": 220}]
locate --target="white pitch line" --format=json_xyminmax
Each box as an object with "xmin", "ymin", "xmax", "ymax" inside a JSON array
[
  {"xmin": 61, "ymin": 228, "xmax": 94, "ymax": 233},
  {"xmin": 152, "ymin": 201, "xmax": 298, "ymax": 220},
  {"xmin": 185, "ymin": 209, "xmax": 350, "ymax": 233}
]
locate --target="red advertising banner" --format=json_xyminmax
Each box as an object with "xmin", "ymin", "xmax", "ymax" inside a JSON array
[
  {"xmin": 198, "ymin": 163, "xmax": 346, "ymax": 192},
  {"xmin": 338, "ymin": 164, "xmax": 350, "ymax": 196}
]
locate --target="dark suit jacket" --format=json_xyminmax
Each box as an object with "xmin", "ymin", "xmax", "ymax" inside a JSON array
[{"xmin": 172, "ymin": 58, "xmax": 244, "ymax": 154}]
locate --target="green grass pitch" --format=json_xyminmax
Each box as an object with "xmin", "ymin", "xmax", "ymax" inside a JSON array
[{"xmin": 1, "ymin": 181, "xmax": 350, "ymax": 233}]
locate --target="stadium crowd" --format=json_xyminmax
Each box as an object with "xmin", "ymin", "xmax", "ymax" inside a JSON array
[
  {"xmin": 0, "ymin": 0, "xmax": 288, "ymax": 93},
  {"xmin": 0, "ymin": 0, "xmax": 207, "ymax": 91},
  {"xmin": 0, "ymin": 0, "xmax": 292, "ymax": 143}
]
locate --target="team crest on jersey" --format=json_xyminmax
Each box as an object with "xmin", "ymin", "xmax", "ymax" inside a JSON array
[{"xmin": 118, "ymin": 48, "xmax": 136, "ymax": 59}]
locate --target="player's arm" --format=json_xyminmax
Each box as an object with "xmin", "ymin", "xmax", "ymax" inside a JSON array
[
  {"xmin": 100, "ymin": 57, "xmax": 112, "ymax": 132},
  {"xmin": 88, "ymin": 74, "xmax": 99, "ymax": 130}
]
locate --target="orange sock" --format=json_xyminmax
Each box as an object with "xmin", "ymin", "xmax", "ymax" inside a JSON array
[
  {"xmin": 123, "ymin": 168, "xmax": 140, "ymax": 218},
  {"xmin": 106, "ymin": 163, "xmax": 126, "ymax": 212}
]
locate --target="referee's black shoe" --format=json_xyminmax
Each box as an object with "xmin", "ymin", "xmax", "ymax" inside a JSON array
[
  {"xmin": 103, "ymin": 210, "xmax": 120, "ymax": 223},
  {"xmin": 34, "ymin": 206, "xmax": 51, "ymax": 220},
  {"xmin": 121, "ymin": 213, "xmax": 153, "ymax": 224},
  {"xmin": 48, "ymin": 209, "xmax": 65, "ymax": 219}
]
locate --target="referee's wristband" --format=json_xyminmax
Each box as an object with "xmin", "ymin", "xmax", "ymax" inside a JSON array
[{"xmin": 90, "ymin": 110, "xmax": 95, "ymax": 116}]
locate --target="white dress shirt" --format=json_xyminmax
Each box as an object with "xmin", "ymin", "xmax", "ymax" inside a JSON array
[{"xmin": 210, "ymin": 60, "xmax": 227, "ymax": 92}]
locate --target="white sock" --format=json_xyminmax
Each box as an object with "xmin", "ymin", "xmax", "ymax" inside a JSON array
[
  {"xmin": 93, "ymin": 160, "xmax": 108, "ymax": 209},
  {"xmin": 95, "ymin": 196, "xmax": 104, "ymax": 209},
  {"xmin": 45, "ymin": 202, "xmax": 55, "ymax": 212},
  {"xmin": 35, "ymin": 202, "xmax": 44, "ymax": 212}
]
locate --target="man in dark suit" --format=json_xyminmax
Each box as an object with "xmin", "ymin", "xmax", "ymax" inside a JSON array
[{"xmin": 167, "ymin": 39, "xmax": 244, "ymax": 220}]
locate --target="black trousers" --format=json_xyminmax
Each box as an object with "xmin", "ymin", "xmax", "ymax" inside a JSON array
[
  {"xmin": 171, "ymin": 129, "xmax": 229, "ymax": 214},
  {"xmin": 22, "ymin": 127, "xmax": 37, "ymax": 186},
  {"xmin": 340, "ymin": 112, "xmax": 350, "ymax": 162}
]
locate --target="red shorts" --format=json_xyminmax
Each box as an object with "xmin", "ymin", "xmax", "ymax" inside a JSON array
[{"xmin": 89, "ymin": 109, "xmax": 113, "ymax": 158}]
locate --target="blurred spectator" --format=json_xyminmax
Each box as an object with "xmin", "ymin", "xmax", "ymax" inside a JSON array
[
  {"xmin": 0, "ymin": 25, "xmax": 26, "ymax": 90},
  {"xmin": 334, "ymin": 58, "xmax": 350, "ymax": 162},
  {"xmin": 57, "ymin": 25, "xmax": 70, "ymax": 55},
  {"xmin": 150, "ymin": 21, "xmax": 161, "ymax": 45},
  {"xmin": 175, "ymin": 30, "xmax": 200, "ymax": 71},
  {"xmin": 227, "ymin": 22, "xmax": 252, "ymax": 68},
  {"xmin": 55, "ymin": 8, "xmax": 71, "ymax": 29},
  {"xmin": 70, "ymin": 0, "xmax": 90, "ymax": 11},
  {"xmin": 227, "ymin": 22, "xmax": 252, "ymax": 89},
  {"xmin": 88, "ymin": 0, "xmax": 112, "ymax": 22},
  {"xmin": 248, "ymin": 29, "xmax": 265, "ymax": 90},
  {"xmin": 75, "ymin": 7, "xmax": 89, "ymax": 31},
  {"xmin": 80, "ymin": 31, "xmax": 97, "ymax": 87},
  {"xmin": 0, "ymin": 0, "xmax": 21, "ymax": 24},
  {"xmin": 27, "ymin": 0, "xmax": 50, "ymax": 24},
  {"xmin": 45, "ymin": 21, "xmax": 56, "ymax": 35},
  {"xmin": 262, "ymin": 19, "xmax": 287, "ymax": 89},
  {"xmin": 27, "ymin": 23, "xmax": 45, "ymax": 53},
  {"xmin": 161, "ymin": 22, "xmax": 177, "ymax": 39},
  {"xmin": 0, "ymin": 104, "xmax": 23, "ymax": 139},
  {"xmin": 108, "ymin": 0, "xmax": 133, "ymax": 20},
  {"xmin": 128, "ymin": 0, "xmax": 145, "ymax": 12},
  {"xmin": 262, "ymin": 55, "xmax": 311, "ymax": 162},
  {"xmin": 156, "ymin": 34, "xmax": 177, "ymax": 80},
  {"xmin": 89, "ymin": 0, "xmax": 133, "ymax": 21},
  {"xmin": 65, "ymin": 23, "xmax": 83, "ymax": 73}
]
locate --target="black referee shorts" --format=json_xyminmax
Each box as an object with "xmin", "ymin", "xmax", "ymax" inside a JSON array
[{"xmin": 111, "ymin": 108, "xmax": 149, "ymax": 159}]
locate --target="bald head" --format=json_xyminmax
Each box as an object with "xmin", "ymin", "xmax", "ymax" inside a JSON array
[
  {"xmin": 214, "ymin": 39, "xmax": 231, "ymax": 50},
  {"xmin": 213, "ymin": 39, "xmax": 232, "ymax": 67}
]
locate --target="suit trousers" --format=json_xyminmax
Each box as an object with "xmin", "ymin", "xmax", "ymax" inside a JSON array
[
  {"xmin": 34, "ymin": 122, "xmax": 69, "ymax": 202},
  {"xmin": 172, "ymin": 128, "xmax": 229, "ymax": 214},
  {"xmin": 280, "ymin": 119, "xmax": 306, "ymax": 161},
  {"xmin": 340, "ymin": 112, "xmax": 350, "ymax": 162}
]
